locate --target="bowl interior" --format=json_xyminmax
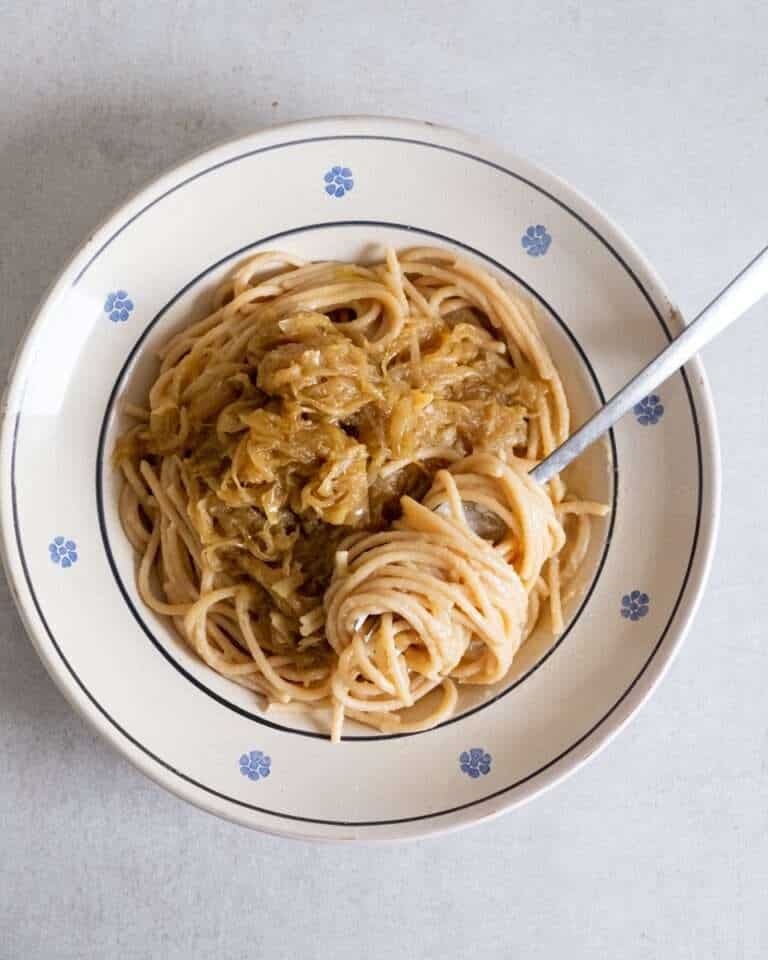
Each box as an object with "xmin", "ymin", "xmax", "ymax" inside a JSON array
[{"xmin": 100, "ymin": 224, "xmax": 616, "ymax": 737}]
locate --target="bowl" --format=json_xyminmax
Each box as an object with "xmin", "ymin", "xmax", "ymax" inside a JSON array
[{"xmin": 0, "ymin": 116, "xmax": 719, "ymax": 841}]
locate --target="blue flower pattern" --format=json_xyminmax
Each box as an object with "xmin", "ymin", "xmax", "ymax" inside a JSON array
[
  {"xmin": 634, "ymin": 394, "xmax": 664, "ymax": 426},
  {"xmin": 621, "ymin": 590, "xmax": 650, "ymax": 621},
  {"xmin": 460, "ymin": 748, "xmax": 492, "ymax": 779},
  {"xmin": 104, "ymin": 290, "xmax": 134, "ymax": 323},
  {"xmin": 49, "ymin": 536, "xmax": 78, "ymax": 568},
  {"xmin": 323, "ymin": 166, "xmax": 354, "ymax": 198},
  {"xmin": 521, "ymin": 224, "xmax": 551, "ymax": 257},
  {"xmin": 239, "ymin": 750, "xmax": 271, "ymax": 782}
]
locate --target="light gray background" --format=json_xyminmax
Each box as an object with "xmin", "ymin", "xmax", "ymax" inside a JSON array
[{"xmin": 1, "ymin": 1, "xmax": 766, "ymax": 957}]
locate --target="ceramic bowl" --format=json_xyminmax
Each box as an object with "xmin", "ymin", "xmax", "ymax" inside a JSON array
[{"xmin": 0, "ymin": 117, "xmax": 719, "ymax": 841}]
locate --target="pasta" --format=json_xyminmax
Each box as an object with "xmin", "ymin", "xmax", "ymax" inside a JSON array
[{"xmin": 114, "ymin": 246, "xmax": 607, "ymax": 740}]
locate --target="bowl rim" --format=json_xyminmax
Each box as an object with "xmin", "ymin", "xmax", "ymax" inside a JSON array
[{"xmin": 0, "ymin": 115, "xmax": 721, "ymax": 842}]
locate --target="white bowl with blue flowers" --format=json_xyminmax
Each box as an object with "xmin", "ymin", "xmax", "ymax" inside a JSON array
[{"xmin": 0, "ymin": 117, "xmax": 719, "ymax": 841}]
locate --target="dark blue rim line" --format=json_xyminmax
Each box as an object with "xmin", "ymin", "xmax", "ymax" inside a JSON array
[
  {"xmin": 94, "ymin": 220, "xmax": 619, "ymax": 741},
  {"xmin": 10, "ymin": 135, "xmax": 704, "ymax": 827},
  {"xmin": 75, "ymin": 131, "xmax": 682, "ymax": 345}
]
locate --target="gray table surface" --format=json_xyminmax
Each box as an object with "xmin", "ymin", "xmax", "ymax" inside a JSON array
[{"xmin": 2, "ymin": 1, "xmax": 767, "ymax": 957}]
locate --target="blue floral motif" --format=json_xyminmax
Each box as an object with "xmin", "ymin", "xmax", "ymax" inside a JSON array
[
  {"xmin": 48, "ymin": 536, "xmax": 78, "ymax": 569},
  {"xmin": 621, "ymin": 590, "xmax": 650, "ymax": 621},
  {"xmin": 459, "ymin": 747, "xmax": 492, "ymax": 779},
  {"xmin": 323, "ymin": 165, "xmax": 354, "ymax": 198},
  {"xmin": 633, "ymin": 394, "xmax": 664, "ymax": 426},
  {"xmin": 521, "ymin": 224, "xmax": 551, "ymax": 257},
  {"xmin": 239, "ymin": 750, "xmax": 271, "ymax": 781},
  {"xmin": 104, "ymin": 290, "xmax": 134, "ymax": 323}
]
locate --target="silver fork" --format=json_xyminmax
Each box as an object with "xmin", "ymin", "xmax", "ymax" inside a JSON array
[{"xmin": 532, "ymin": 245, "xmax": 768, "ymax": 485}]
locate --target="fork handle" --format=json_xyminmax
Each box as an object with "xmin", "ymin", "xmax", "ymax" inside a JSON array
[{"xmin": 531, "ymin": 244, "xmax": 768, "ymax": 485}]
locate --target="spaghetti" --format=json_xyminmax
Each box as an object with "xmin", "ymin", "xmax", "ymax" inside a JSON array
[{"xmin": 115, "ymin": 246, "xmax": 607, "ymax": 740}]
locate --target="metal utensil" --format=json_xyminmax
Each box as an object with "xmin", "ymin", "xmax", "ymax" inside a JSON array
[{"xmin": 531, "ymin": 245, "xmax": 768, "ymax": 485}]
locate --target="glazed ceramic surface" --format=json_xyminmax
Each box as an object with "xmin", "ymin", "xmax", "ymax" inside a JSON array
[{"xmin": 0, "ymin": 117, "xmax": 719, "ymax": 841}]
